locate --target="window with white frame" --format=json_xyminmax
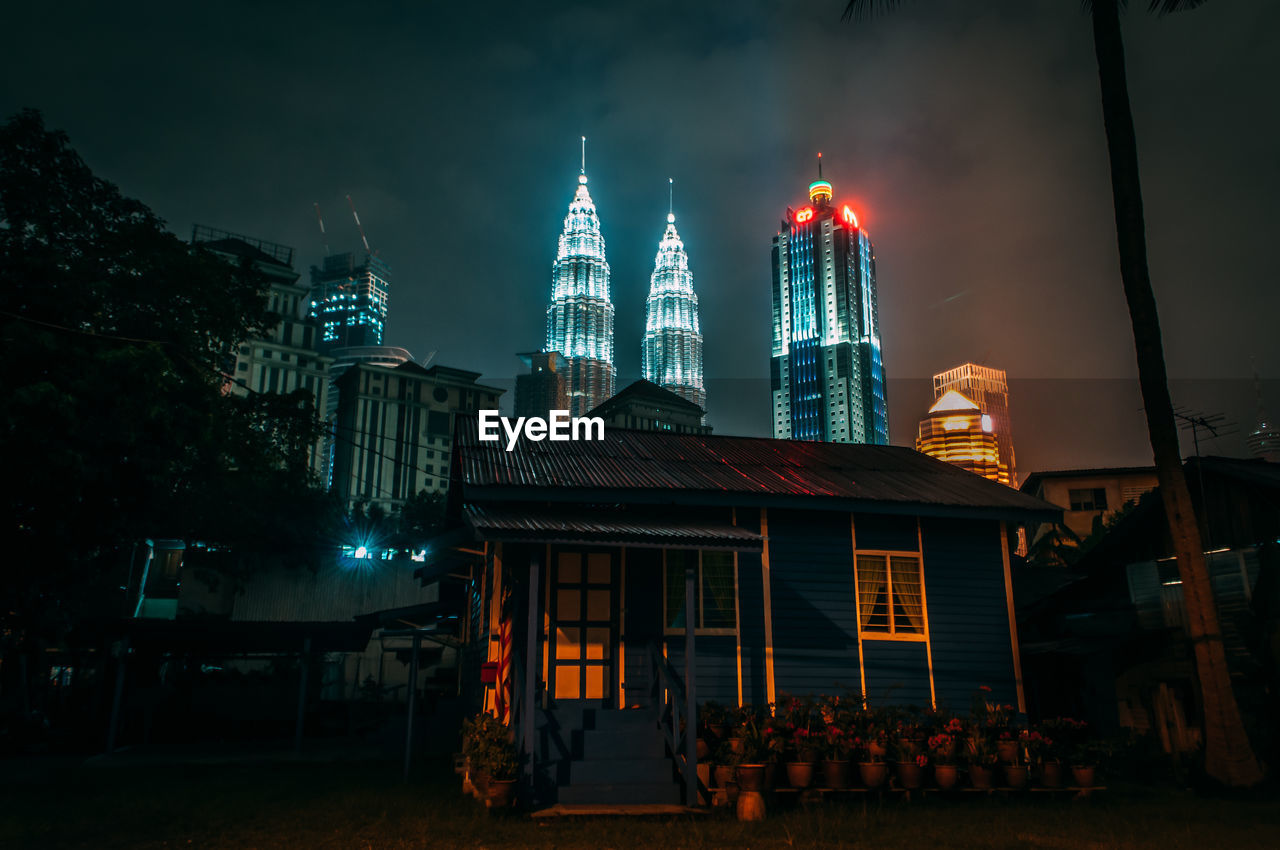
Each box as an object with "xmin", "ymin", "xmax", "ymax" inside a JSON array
[
  {"xmin": 856, "ymin": 553, "xmax": 926, "ymax": 636},
  {"xmin": 664, "ymin": 549, "xmax": 736, "ymax": 633}
]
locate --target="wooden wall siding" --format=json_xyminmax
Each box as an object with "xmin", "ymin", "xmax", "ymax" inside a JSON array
[
  {"xmin": 664, "ymin": 636, "xmax": 739, "ymax": 706},
  {"xmin": 768, "ymin": 509, "xmax": 861, "ymax": 696},
  {"xmin": 921, "ymin": 517, "xmax": 1018, "ymax": 712},
  {"xmin": 862, "ymin": 640, "xmax": 931, "ymax": 707},
  {"xmin": 623, "ymin": 548, "xmax": 662, "ymax": 707},
  {"xmin": 734, "ymin": 509, "xmax": 768, "ymax": 707},
  {"xmin": 853, "ymin": 513, "xmax": 919, "ymax": 552}
]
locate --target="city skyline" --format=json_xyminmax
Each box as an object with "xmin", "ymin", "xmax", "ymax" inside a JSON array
[{"xmin": 5, "ymin": 1, "xmax": 1275, "ymax": 473}]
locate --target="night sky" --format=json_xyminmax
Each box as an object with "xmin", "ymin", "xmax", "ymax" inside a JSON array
[{"xmin": 4, "ymin": 1, "xmax": 1277, "ymax": 476}]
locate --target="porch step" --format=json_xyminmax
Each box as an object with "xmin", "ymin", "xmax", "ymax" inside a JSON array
[
  {"xmin": 585, "ymin": 709, "xmax": 658, "ymax": 732},
  {"xmin": 570, "ymin": 756, "xmax": 674, "ymax": 786},
  {"xmin": 582, "ymin": 730, "xmax": 665, "ymax": 760},
  {"xmin": 557, "ymin": 781, "xmax": 683, "ymax": 805}
]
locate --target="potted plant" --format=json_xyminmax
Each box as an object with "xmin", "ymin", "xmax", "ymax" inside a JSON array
[
  {"xmin": 929, "ymin": 732, "xmax": 959, "ymax": 790},
  {"xmin": 462, "ymin": 713, "xmax": 504, "ymax": 801},
  {"xmin": 702, "ymin": 701, "xmax": 729, "ymax": 742},
  {"xmin": 483, "ymin": 743, "xmax": 520, "ymax": 808},
  {"xmin": 713, "ymin": 740, "xmax": 739, "ymax": 799},
  {"xmin": 821, "ymin": 722, "xmax": 853, "ymax": 789},
  {"xmin": 734, "ymin": 713, "xmax": 769, "ymax": 793},
  {"xmin": 854, "ymin": 735, "xmax": 888, "ymax": 789},
  {"xmin": 1071, "ymin": 739, "xmax": 1108, "ymax": 788},
  {"xmin": 1026, "ymin": 728, "xmax": 1061, "ymax": 788},
  {"xmin": 965, "ymin": 733, "xmax": 997, "ymax": 789},
  {"xmin": 1001, "ymin": 731, "xmax": 1029, "ymax": 790},
  {"xmin": 786, "ymin": 726, "xmax": 817, "ymax": 788},
  {"xmin": 891, "ymin": 736, "xmax": 925, "ymax": 790}
]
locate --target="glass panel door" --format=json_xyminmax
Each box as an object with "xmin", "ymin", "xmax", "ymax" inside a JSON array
[{"xmin": 549, "ymin": 550, "xmax": 614, "ymax": 704}]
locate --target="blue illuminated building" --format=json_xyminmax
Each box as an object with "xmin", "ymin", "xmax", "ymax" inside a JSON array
[
  {"xmin": 310, "ymin": 252, "xmax": 391, "ymax": 352},
  {"xmin": 770, "ymin": 158, "xmax": 888, "ymax": 444}
]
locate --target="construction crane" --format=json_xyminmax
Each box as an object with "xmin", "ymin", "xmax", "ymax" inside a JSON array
[
  {"xmin": 313, "ymin": 202, "xmax": 330, "ymax": 256},
  {"xmin": 347, "ymin": 194, "xmax": 372, "ymax": 255}
]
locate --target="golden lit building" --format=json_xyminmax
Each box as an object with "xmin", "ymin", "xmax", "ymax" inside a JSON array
[
  {"xmin": 915, "ymin": 390, "xmax": 1009, "ymax": 485},
  {"xmin": 934, "ymin": 363, "xmax": 1016, "ymax": 486}
]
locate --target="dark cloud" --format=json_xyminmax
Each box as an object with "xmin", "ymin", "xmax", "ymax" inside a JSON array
[{"xmin": 3, "ymin": 0, "xmax": 1276, "ymax": 474}]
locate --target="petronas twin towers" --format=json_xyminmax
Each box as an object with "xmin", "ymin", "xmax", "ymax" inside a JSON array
[{"xmin": 545, "ymin": 150, "xmax": 705, "ymax": 417}]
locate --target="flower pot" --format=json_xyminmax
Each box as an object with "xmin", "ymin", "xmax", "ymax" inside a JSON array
[
  {"xmin": 1003, "ymin": 764, "xmax": 1029, "ymax": 789},
  {"xmin": 1038, "ymin": 761, "xmax": 1063, "ymax": 788},
  {"xmin": 822, "ymin": 759, "xmax": 850, "ymax": 789},
  {"xmin": 785, "ymin": 760, "xmax": 815, "ymax": 789},
  {"xmin": 858, "ymin": 761, "xmax": 888, "ymax": 788},
  {"xmin": 728, "ymin": 737, "xmax": 745, "ymax": 756},
  {"xmin": 696, "ymin": 738, "xmax": 711, "ymax": 760},
  {"xmin": 486, "ymin": 778, "xmax": 517, "ymax": 808},
  {"xmin": 968, "ymin": 764, "xmax": 994, "ymax": 789},
  {"xmin": 714, "ymin": 764, "xmax": 736, "ymax": 789},
  {"xmin": 736, "ymin": 764, "xmax": 766, "ymax": 792},
  {"xmin": 933, "ymin": 764, "xmax": 959, "ymax": 790},
  {"xmin": 736, "ymin": 790, "xmax": 766, "ymax": 822},
  {"xmin": 997, "ymin": 739, "xmax": 1018, "ymax": 763},
  {"xmin": 1071, "ymin": 765, "xmax": 1097, "ymax": 788},
  {"xmin": 470, "ymin": 769, "xmax": 490, "ymax": 801},
  {"xmin": 894, "ymin": 761, "xmax": 923, "ymax": 790}
]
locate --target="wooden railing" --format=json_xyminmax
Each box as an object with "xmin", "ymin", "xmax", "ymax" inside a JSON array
[{"xmin": 647, "ymin": 641, "xmax": 703, "ymax": 806}]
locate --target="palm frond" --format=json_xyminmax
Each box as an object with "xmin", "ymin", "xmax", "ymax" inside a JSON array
[
  {"xmin": 1148, "ymin": 0, "xmax": 1211, "ymax": 13},
  {"xmin": 841, "ymin": 0, "xmax": 906, "ymax": 23}
]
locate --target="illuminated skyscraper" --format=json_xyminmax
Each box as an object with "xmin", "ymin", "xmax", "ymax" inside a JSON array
[
  {"xmin": 310, "ymin": 252, "xmax": 391, "ymax": 353},
  {"xmin": 546, "ymin": 145, "xmax": 615, "ymax": 417},
  {"xmin": 933, "ymin": 363, "xmax": 1017, "ymax": 486},
  {"xmin": 642, "ymin": 182, "xmax": 705, "ymax": 413},
  {"xmin": 916, "ymin": 390, "xmax": 1008, "ymax": 485},
  {"xmin": 771, "ymin": 158, "xmax": 887, "ymax": 444}
]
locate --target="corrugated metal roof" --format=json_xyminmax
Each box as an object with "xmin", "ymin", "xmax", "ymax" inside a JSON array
[
  {"xmin": 465, "ymin": 504, "xmax": 763, "ymax": 551},
  {"xmin": 455, "ymin": 415, "xmax": 1059, "ymax": 519}
]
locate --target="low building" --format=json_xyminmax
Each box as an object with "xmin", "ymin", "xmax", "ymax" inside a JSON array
[
  {"xmin": 587, "ymin": 379, "xmax": 710, "ymax": 435},
  {"xmin": 915, "ymin": 389, "xmax": 1008, "ymax": 485},
  {"xmin": 1017, "ymin": 456, "xmax": 1279, "ymax": 751},
  {"xmin": 420, "ymin": 421, "xmax": 1057, "ymax": 806},
  {"xmin": 514, "ymin": 351, "xmax": 569, "ymax": 420},
  {"xmin": 1020, "ymin": 466, "xmax": 1159, "ymax": 547},
  {"xmin": 332, "ymin": 362, "xmax": 504, "ymax": 513}
]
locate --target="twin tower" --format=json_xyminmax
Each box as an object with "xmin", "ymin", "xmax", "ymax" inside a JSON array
[{"xmin": 545, "ymin": 155, "xmax": 705, "ymax": 418}]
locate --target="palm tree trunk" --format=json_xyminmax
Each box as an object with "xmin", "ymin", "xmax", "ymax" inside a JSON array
[{"xmin": 1089, "ymin": 0, "xmax": 1263, "ymax": 786}]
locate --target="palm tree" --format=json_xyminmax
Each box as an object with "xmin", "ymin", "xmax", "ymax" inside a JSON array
[{"xmin": 842, "ymin": 0, "xmax": 1263, "ymax": 786}]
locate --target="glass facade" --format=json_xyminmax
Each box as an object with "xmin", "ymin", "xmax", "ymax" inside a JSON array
[
  {"xmin": 546, "ymin": 172, "xmax": 615, "ymax": 416},
  {"xmin": 309, "ymin": 252, "xmax": 391, "ymax": 353},
  {"xmin": 642, "ymin": 208, "xmax": 705, "ymax": 413},
  {"xmin": 771, "ymin": 177, "xmax": 889, "ymax": 445}
]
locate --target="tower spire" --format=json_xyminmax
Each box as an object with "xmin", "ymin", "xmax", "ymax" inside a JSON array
[
  {"xmin": 581, "ymin": 136, "xmax": 586, "ymax": 174},
  {"xmin": 808, "ymin": 152, "xmax": 833, "ymax": 204},
  {"xmin": 668, "ymin": 177, "xmax": 674, "ymax": 224},
  {"xmin": 818, "ymin": 151, "xmax": 823, "ymax": 180}
]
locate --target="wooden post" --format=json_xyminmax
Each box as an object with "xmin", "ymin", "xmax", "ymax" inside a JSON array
[
  {"xmin": 684, "ymin": 562, "xmax": 697, "ymax": 807},
  {"xmin": 403, "ymin": 631, "xmax": 421, "ymax": 783},
  {"xmin": 523, "ymin": 554, "xmax": 540, "ymax": 794},
  {"xmin": 294, "ymin": 636, "xmax": 311, "ymax": 755}
]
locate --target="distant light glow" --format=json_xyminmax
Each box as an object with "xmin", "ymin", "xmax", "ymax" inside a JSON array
[{"xmin": 354, "ymin": 545, "xmax": 369, "ymax": 559}]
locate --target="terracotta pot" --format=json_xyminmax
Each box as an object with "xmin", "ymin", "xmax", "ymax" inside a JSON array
[
  {"xmin": 933, "ymin": 764, "xmax": 959, "ymax": 790},
  {"xmin": 714, "ymin": 764, "xmax": 736, "ymax": 789},
  {"xmin": 486, "ymin": 778, "xmax": 517, "ymax": 808},
  {"xmin": 822, "ymin": 759, "xmax": 850, "ymax": 790},
  {"xmin": 736, "ymin": 764, "xmax": 766, "ymax": 792},
  {"xmin": 1071, "ymin": 765, "xmax": 1097, "ymax": 788},
  {"xmin": 997, "ymin": 739, "xmax": 1018, "ymax": 763},
  {"xmin": 1003, "ymin": 764, "xmax": 1029, "ymax": 789},
  {"xmin": 786, "ymin": 760, "xmax": 815, "ymax": 789},
  {"xmin": 728, "ymin": 737, "xmax": 745, "ymax": 755},
  {"xmin": 696, "ymin": 738, "xmax": 711, "ymax": 760},
  {"xmin": 894, "ymin": 761, "xmax": 923, "ymax": 790},
  {"xmin": 470, "ymin": 769, "xmax": 490, "ymax": 801},
  {"xmin": 968, "ymin": 764, "xmax": 994, "ymax": 789},
  {"xmin": 858, "ymin": 761, "xmax": 888, "ymax": 788},
  {"xmin": 736, "ymin": 790, "xmax": 766, "ymax": 822},
  {"xmin": 1038, "ymin": 761, "xmax": 1063, "ymax": 788}
]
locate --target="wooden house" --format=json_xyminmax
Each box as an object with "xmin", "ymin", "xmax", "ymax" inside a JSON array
[{"xmin": 422, "ymin": 418, "xmax": 1058, "ymax": 807}]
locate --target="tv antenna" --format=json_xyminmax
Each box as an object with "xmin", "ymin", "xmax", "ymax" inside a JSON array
[{"xmin": 1173, "ymin": 406, "xmax": 1239, "ymax": 549}]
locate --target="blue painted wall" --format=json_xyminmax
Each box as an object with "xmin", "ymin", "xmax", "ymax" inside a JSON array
[
  {"xmin": 736, "ymin": 510, "xmax": 769, "ymax": 707},
  {"xmin": 921, "ymin": 517, "xmax": 1018, "ymax": 713},
  {"xmin": 862, "ymin": 640, "xmax": 931, "ymax": 707}
]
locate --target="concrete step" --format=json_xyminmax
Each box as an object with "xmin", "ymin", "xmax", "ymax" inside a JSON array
[
  {"xmin": 582, "ymin": 730, "xmax": 666, "ymax": 760},
  {"xmin": 586, "ymin": 709, "xmax": 657, "ymax": 732},
  {"xmin": 558, "ymin": 781, "xmax": 683, "ymax": 805},
  {"xmin": 570, "ymin": 756, "xmax": 674, "ymax": 786}
]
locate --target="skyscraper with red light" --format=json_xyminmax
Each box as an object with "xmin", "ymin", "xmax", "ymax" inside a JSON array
[{"xmin": 770, "ymin": 158, "xmax": 888, "ymax": 444}]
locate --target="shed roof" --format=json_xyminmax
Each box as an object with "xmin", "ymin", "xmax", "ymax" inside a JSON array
[
  {"xmin": 464, "ymin": 504, "xmax": 763, "ymax": 551},
  {"xmin": 454, "ymin": 416, "xmax": 1058, "ymax": 520}
]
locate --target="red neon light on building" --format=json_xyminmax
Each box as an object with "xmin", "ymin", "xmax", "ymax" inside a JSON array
[
  {"xmin": 841, "ymin": 205, "xmax": 859, "ymax": 228},
  {"xmin": 795, "ymin": 208, "xmax": 814, "ymax": 223}
]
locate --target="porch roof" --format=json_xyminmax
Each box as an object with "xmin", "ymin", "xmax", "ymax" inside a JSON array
[{"xmin": 463, "ymin": 504, "xmax": 763, "ymax": 551}]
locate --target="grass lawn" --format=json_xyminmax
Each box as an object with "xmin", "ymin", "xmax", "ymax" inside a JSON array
[{"xmin": 3, "ymin": 758, "xmax": 1278, "ymax": 849}]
